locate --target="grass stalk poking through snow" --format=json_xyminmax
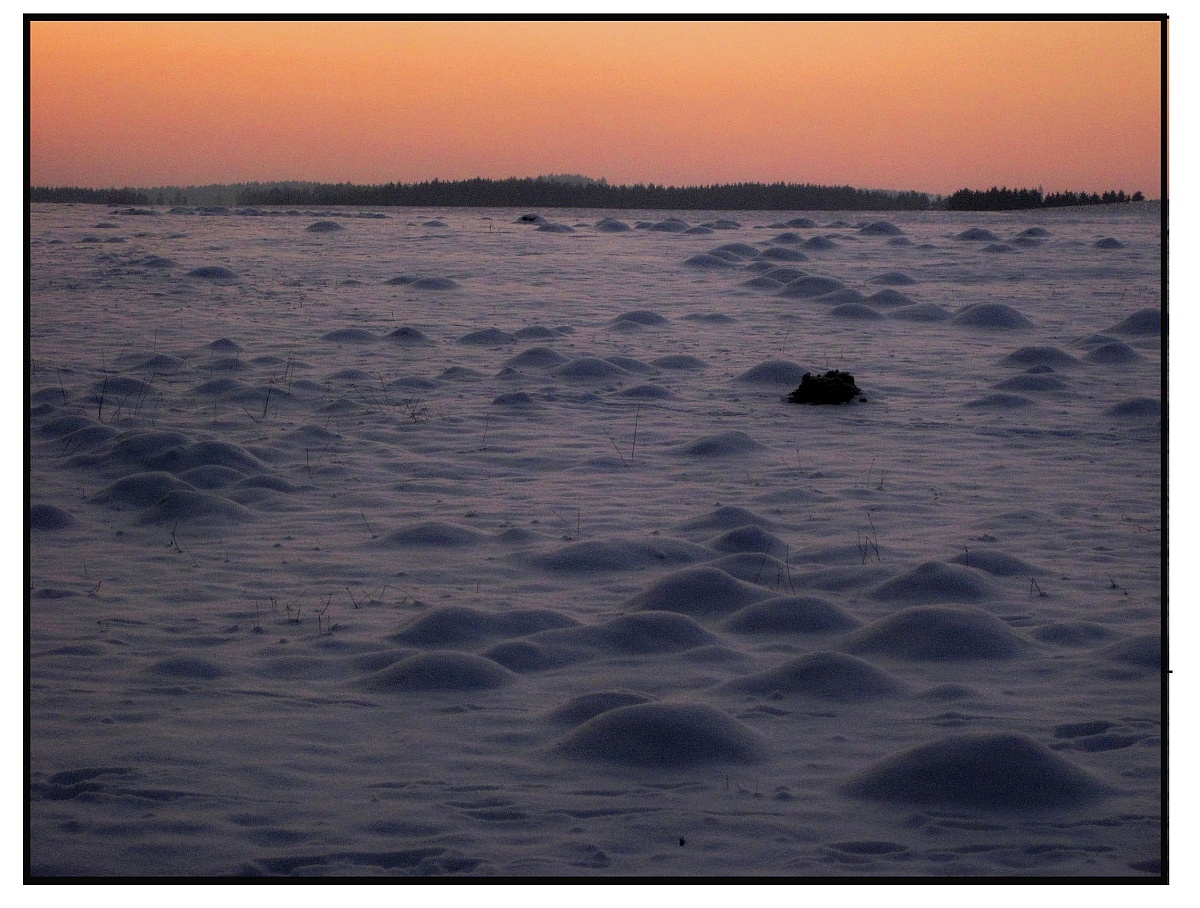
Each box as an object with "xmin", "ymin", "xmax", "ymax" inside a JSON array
[
  {"xmin": 317, "ymin": 594, "xmax": 332, "ymax": 635},
  {"xmin": 603, "ymin": 429, "xmax": 628, "ymax": 467},
  {"xmin": 857, "ymin": 510, "xmax": 881, "ymax": 564}
]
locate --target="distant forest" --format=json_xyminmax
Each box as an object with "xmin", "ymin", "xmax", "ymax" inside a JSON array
[
  {"xmin": 945, "ymin": 186, "xmax": 1145, "ymax": 211},
  {"xmin": 233, "ymin": 178, "xmax": 936, "ymax": 211},
  {"xmin": 29, "ymin": 178, "xmax": 1148, "ymax": 211}
]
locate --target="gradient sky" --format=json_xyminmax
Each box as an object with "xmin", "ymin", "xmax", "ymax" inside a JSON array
[{"xmin": 28, "ymin": 19, "xmax": 1163, "ymax": 196}]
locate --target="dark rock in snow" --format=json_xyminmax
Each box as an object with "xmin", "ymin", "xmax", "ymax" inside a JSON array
[{"xmin": 787, "ymin": 370, "xmax": 865, "ymax": 405}]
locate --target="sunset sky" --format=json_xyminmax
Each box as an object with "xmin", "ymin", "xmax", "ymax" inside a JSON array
[{"xmin": 28, "ymin": 18, "xmax": 1164, "ymax": 196}]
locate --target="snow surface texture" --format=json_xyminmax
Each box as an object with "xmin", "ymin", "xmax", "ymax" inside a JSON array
[{"xmin": 28, "ymin": 204, "xmax": 1161, "ymax": 878}]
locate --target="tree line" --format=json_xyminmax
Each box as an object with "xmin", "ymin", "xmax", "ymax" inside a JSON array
[
  {"xmin": 29, "ymin": 179, "xmax": 1151, "ymax": 211},
  {"xmin": 945, "ymin": 186, "xmax": 1145, "ymax": 211},
  {"xmin": 231, "ymin": 178, "xmax": 934, "ymax": 211},
  {"xmin": 30, "ymin": 178, "xmax": 933, "ymax": 211},
  {"xmin": 29, "ymin": 186, "xmax": 151, "ymax": 205}
]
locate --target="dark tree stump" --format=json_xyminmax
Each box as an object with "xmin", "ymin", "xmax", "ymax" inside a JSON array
[{"xmin": 787, "ymin": 370, "xmax": 866, "ymax": 405}]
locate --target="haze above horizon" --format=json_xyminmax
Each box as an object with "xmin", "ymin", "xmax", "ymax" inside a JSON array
[{"xmin": 29, "ymin": 19, "xmax": 1163, "ymax": 197}]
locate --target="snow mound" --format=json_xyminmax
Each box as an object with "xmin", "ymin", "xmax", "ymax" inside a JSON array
[
  {"xmin": 439, "ymin": 366, "xmax": 485, "ymax": 380},
  {"xmin": 38, "ymin": 415, "xmax": 95, "ymax": 437},
  {"xmin": 91, "ymin": 431, "xmax": 190, "ymax": 468},
  {"xmin": 146, "ymin": 440, "xmax": 265, "ymax": 474},
  {"xmin": 761, "ymin": 267, "xmax": 807, "ymax": 283},
  {"xmin": 1101, "ymin": 634, "xmax": 1160, "ymax": 669},
  {"xmin": 390, "ymin": 605, "xmax": 577, "ymax": 647},
  {"xmin": 617, "ymin": 383, "xmax": 673, "ymax": 399},
  {"xmin": 815, "ymin": 288, "xmax": 867, "ymax": 305},
  {"xmin": 711, "ymin": 243, "xmax": 759, "ymax": 258},
  {"xmin": 706, "ymin": 525, "xmax": 790, "ymax": 555},
  {"xmin": 859, "ymin": 221, "xmax": 904, "ymax": 236},
  {"xmin": 380, "ymin": 521, "xmax": 484, "ymax": 547},
  {"xmin": 480, "ymin": 639, "xmax": 568, "ymax": 672},
  {"xmin": 1108, "ymin": 308, "xmax": 1160, "ymax": 336},
  {"xmin": 185, "ymin": 266, "xmax": 240, "ymax": 282},
  {"xmin": 145, "ymin": 655, "xmax": 230, "ymax": 680},
  {"xmin": 685, "ymin": 254, "xmax": 740, "ymax": 269},
  {"xmin": 139, "ymin": 255, "xmax": 178, "ymax": 268},
  {"xmin": 952, "ymin": 303, "xmax": 1034, "ymax": 329},
  {"xmin": 60, "ymin": 425, "xmax": 120, "ymax": 454},
  {"xmin": 651, "ymin": 354, "xmax": 707, "ymax": 370},
  {"xmin": 30, "ymin": 504, "xmax": 76, "ymax": 531},
  {"xmin": 613, "ymin": 310, "xmax": 669, "ymax": 326},
  {"xmin": 593, "ymin": 218, "xmax": 631, "ymax": 232},
  {"xmin": 626, "ymin": 566, "xmax": 770, "ymax": 617},
  {"xmin": 356, "ymin": 651, "xmax": 515, "ymax": 692},
  {"xmin": 723, "ymin": 651, "xmax": 905, "ymax": 701},
  {"xmin": 844, "ymin": 733, "xmax": 1109, "ymax": 808},
  {"xmin": 1094, "ymin": 237, "xmax": 1125, "ymax": 249},
  {"xmin": 321, "ymin": 328, "xmax": 376, "ymax": 344},
  {"xmin": 606, "ymin": 356, "xmax": 655, "ymax": 374},
  {"xmin": 778, "ymin": 275, "xmax": 847, "ymax": 297},
  {"xmin": 724, "ymin": 595, "xmax": 862, "ymax": 634},
  {"xmin": 491, "ymin": 391, "xmax": 541, "ymax": 408},
  {"xmin": 1083, "ymin": 341, "xmax": 1143, "ymax": 364},
  {"xmin": 769, "ymin": 232, "xmax": 805, "ymax": 244},
  {"xmin": 872, "ymin": 561, "xmax": 998, "ymax": 603},
  {"xmin": 846, "ymin": 606, "xmax": 1027, "ymax": 660},
  {"xmin": 552, "ymin": 357, "xmax": 630, "ymax": 381},
  {"xmin": 457, "ymin": 328, "xmax": 516, "ymax": 346},
  {"xmin": 410, "ymin": 277, "xmax": 460, "ymax": 290},
  {"xmin": 190, "ymin": 378, "xmax": 244, "ymax": 396},
  {"xmin": 993, "ymin": 374, "xmax": 1069, "ymax": 393},
  {"xmin": 865, "ymin": 289, "xmax": 915, "ymax": 307},
  {"xmin": 889, "ymin": 303, "xmax": 952, "ymax": 322},
  {"xmin": 1030, "ymin": 621, "xmax": 1118, "ymax": 647},
  {"xmin": 955, "ymin": 227, "xmax": 1001, "ymax": 241},
  {"xmin": 735, "ymin": 360, "xmax": 810, "ymax": 386},
  {"xmin": 386, "ymin": 326, "xmax": 434, "ymax": 345},
  {"xmin": 305, "ymin": 221, "xmax": 344, "ymax": 232},
  {"xmin": 1000, "ymin": 346, "xmax": 1080, "ymax": 369},
  {"xmin": 947, "ymin": 550, "xmax": 1037, "ymax": 577},
  {"xmin": 646, "ymin": 218, "xmax": 690, "ymax": 232},
  {"xmin": 707, "ymin": 553, "xmax": 791, "ymax": 586},
  {"xmin": 555, "ymin": 702, "xmax": 765, "ymax": 768},
  {"xmin": 869, "ymin": 271, "xmax": 917, "ymax": 286},
  {"xmin": 136, "ymin": 490, "xmax": 254, "ymax": 525},
  {"xmin": 325, "ymin": 368, "xmax": 376, "ymax": 383},
  {"xmin": 95, "ymin": 472, "xmax": 196, "ymax": 508},
  {"xmin": 674, "ymin": 430, "xmax": 765, "ymax": 457},
  {"xmin": 740, "ymin": 275, "xmax": 780, "ymax": 289},
  {"xmin": 759, "ymin": 247, "xmax": 809, "ymax": 262},
  {"xmin": 90, "ymin": 375, "xmax": 152, "ymax": 399},
  {"xmin": 1104, "ymin": 397, "xmax": 1160, "ymax": 421},
  {"xmin": 674, "ymin": 506, "xmax": 773, "ymax": 533},
  {"xmin": 178, "ymin": 465, "xmax": 245, "ymax": 489},
  {"xmin": 594, "ymin": 612, "xmax": 721, "ymax": 653},
  {"xmin": 828, "ymin": 303, "xmax": 884, "ymax": 321},
  {"xmin": 546, "ymin": 691, "xmax": 656, "ymax": 726},
  {"xmin": 804, "ymin": 236, "xmax": 839, "ymax": 250},
  {"xmin": 504, "ymin": 347, "xmax": 569, "ymax": 370},
  {"xmin": 524, "ymin": 537, "xmax": 710, "ymax": 572}
]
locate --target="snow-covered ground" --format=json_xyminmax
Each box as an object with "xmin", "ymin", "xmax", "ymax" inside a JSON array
[{"xmin": 28, "ymin": 202, "xmax": 1161, "ymax": 877}]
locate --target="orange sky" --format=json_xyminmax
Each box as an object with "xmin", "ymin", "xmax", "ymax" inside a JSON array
[{"xmin": 28, "ymin": 19, "xmax": 1164, "ymax": 196}]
